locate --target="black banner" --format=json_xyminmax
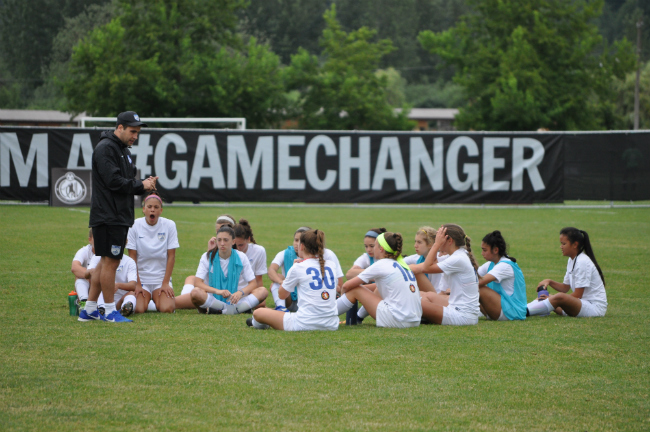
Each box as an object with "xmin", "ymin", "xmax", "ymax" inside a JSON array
[{"xmin": 1, "ymin": 127, "xmax": 643, "ymax": 203}]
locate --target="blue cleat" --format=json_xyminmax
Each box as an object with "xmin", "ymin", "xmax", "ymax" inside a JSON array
[
  {"xmin": 78, "ymin": 309, "xmax": 101, "ymax": 322},
  {"xmin": 274, "ymin": 306, "xmax": 290, "ymax": 313},
  {"xmin": 100, "ymin": 310, "xmax": 133, "ymax": 323}
]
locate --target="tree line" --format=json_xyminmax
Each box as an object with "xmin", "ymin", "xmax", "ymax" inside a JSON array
[{"xmin": 0, "ymin": 0, "xmax": 647, "ymax": 130}]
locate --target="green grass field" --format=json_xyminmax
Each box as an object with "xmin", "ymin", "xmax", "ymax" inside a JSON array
[{"xmin": 1, "ymin": 204, "xmax": 648, "ymax": 431}]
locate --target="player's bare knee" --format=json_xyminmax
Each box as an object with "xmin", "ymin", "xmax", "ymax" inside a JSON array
[
  {"xmin": 190, "ymin": 288, "xmax": 205, "ymax": 305},
  {"xmin": 253, "ymin": 287, "xmax": 268, "ymax": 300}
]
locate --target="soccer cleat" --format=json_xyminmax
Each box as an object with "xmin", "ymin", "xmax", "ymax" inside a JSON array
[
  {"xmin": 274, "ymin": 306, "xmax": 290, "ymax": 313},
  {"xmin": 78, "ymin": 300, "xmax": 86, "ymax": 311},
  {"xmin": 98, "ymin": 307, "xmax": 106, "ymax": 316},
  {"xmin": 100, "ymin": 310, "xmax": 133, "ymax": 323},
  {"xmin": 246, "ymin": 317, "xmax": 254, "ymax": 327},
  {"xmin": 246, "ymin": 317, "xmax": 269, "ymax": 329},
  {"xmin": 121, "ymin": 301, "xmax": 134, "ymax": 317},
  {"xmin": 78, "ymin": 309, "xmax": 101, "ymax": 322}
]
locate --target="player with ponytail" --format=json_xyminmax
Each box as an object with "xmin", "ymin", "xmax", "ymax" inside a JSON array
[
  {"xmin": 412, "ymin": 224, "xmax": 480, "ymax": 325},
  {"xmin": 234, "ymin": 219, "xmax": 268, "ymax": 295},
  {"xmin": 248, "ymin": 229, "xmax": 339, "ymax": 331},
  {"xmin": 346, "ymin": 227, "xmax": 387, "ymax": 279},
  {"xmin": 338, "ymin": 232, "xmax": 422, "ymax": 328},
  {"xmin": 527, "ymin": 227, "xmax": 607, "ymax": 318},
  {"xmin": 477, "ymin": 231, "xmax": 527, "ymax": 321}
]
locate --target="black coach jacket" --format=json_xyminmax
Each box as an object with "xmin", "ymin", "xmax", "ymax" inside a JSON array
[{"xmin": 89, "ymin": 131, "xmax": 144, "ymax": 227}]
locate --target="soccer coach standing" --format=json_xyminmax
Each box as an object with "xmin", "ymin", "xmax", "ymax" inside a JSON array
[{"xmin": 79, "ymin": 111, "xmax": 158, "ymax": 323}]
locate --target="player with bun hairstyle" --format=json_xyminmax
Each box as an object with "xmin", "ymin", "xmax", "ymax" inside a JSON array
[
  {"xmin": 413, "ymin": 224, "xmax": 480, "ymax": 325},
  {"xmin": 338, "ymin": 232, "xmax": 422, "ymax": 328},
  {"xmin": 174, "ymin": 226, "xmax": 266, "ymax": 314},
  {"xmin": 121, "ymin": 194, "xmax": 179, "ymax": 315},
  {"xmin": 527, "ymin": 227, "xmax": 607, "ymax": 318},
  {"xmin": 234, "ymin": 219, "xmax": 267, "ymax": 292},
  {"xmin": 404, "ymin": 226, "xmax": 449, "ymax": 294},
  {"xmin": 345, "ymin": 227, "xmax": 387, "ymax": 279},
  {"xmin": 477, "ymin": 231, "xmax": 527, "ymax": 321},
  {"xmin": 248, "ymin": 229, "xmax": 338, "ymax": 330}
]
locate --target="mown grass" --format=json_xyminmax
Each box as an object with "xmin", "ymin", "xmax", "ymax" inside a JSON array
[{"xmin": 0, "ymin": 205, "xmax": 648, "ymax": 431}]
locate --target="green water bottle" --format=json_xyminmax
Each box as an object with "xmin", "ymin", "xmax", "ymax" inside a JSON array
[{"xmin": 68, "ymin": 291, "xmax": 78, "ymax": 316}]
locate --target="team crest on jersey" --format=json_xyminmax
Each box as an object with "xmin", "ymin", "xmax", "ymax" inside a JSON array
[
  {"xmin": 158, "ymin": 233, "xmax": 166, "ymax": 241},
  {"xmin": 111, "ymin": 245, "xmax": 121, "ymax": 256},
  {"xmin": 116, "ymin": 265, "xmax": 123, "ymax": 273},
  {"xmin": 321, "ymin": 291, "xmax": 330, "ymax": 300},
  {"xmin": 409, "ymin": 284, "xmax": 416, "ymax": 293}
]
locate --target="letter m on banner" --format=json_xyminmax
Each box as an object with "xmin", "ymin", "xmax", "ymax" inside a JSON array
[{"xmin": 0, "ymin": 132, "xmax": 48, "ymax": 188}]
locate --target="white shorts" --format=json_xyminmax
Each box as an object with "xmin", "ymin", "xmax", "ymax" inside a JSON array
[
  {"xmin": 375, "ymin": 301, "xmax": 420, "ymax": 329},
  {"xmin": 282, "ymin": 313, "xmax": 338, "ymax": 332},
  {"xmin": 442, "ymin": 306, "xmax": 479, "ymax": 326},
  {"xmin": 561, "ymin": 299, "xmax": 607, "ymax": 317},
  {"xmin": 141, "ymin": 282, "xmax": 173, "ymax": 294},
  {"xmin": 486, "ymin": 310, "xmax": 509, "ymax": 321}
]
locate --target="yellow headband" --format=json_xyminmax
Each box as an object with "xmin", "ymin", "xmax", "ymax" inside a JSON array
[{"xmin": 377, "ymin": 233, "xmax": 410, "ymax": 270}]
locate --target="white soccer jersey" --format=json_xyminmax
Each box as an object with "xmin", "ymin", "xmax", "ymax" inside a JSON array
[
  {"xmin": 244, "ymin": 243, "xmax": 267, "ymax": 276},
  {"xmin": 404, "ymin": 253, "xmax": 448, "ymax": 294},
  {"xmin": 282, "ymin": 258, "xmax": 339, "ymax": 330},
  {"xmin": 72, "ymin": 244, "xmax": 94, "ymax": 268},
  {"xmin": 271, "ymin": 250, "xmax": 288, "ymax": 276},
  {"xmin": 88, "ymin": 254, "xmax": 137, "ymax": 300},
  {"xmin": 358, "ymin": 259, "xmax": 422, "ymax": 325},
  {"xmin": 323, "ymin": 248, "xmax": 344, "ymax": 279},
  {"xmin": 126, "ymin": 217, "xmax": 179, "ymax": 286},
  {"xmin": 195, "ymin": 250, "xmax": 255, "ymax": 290},
  {"xmin": 563, "ymin": 253, "xmax": 607, "ymax": 305},
  {"xmin": 437, "ymin": 249, "xmax": 480, "ymax": 317},
  {"xmin": 353, "ymin": 253, "xmax": 373, "ymax": 269},
  {"xmin": 478, "ymin": 258, "xmax": 515, "ymax": 296}
]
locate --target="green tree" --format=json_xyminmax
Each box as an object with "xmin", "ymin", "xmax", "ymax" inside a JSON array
[
  {"xmin": 419, "ymin": 0, "xmax": 636, "ymax": 130},
  {"xmin": 614, "ymin": 60, "xmax": 650, "ymax": 128},
  {"xmin": 285, "ymin": 5, "xmax": 413, "ymax": 130},
  {"xmin": 64, "ymin": 0, "xmax": 287, "ymax": 127}
]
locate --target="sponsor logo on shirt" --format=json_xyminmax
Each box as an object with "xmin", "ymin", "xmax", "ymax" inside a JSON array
[
  {"xmin": 158, "ymin": 233, "xmax": 166, "ymax": 241},
  {"xmin": 321, "ymin": 291, "xmax": 330, "ymax": 300}
]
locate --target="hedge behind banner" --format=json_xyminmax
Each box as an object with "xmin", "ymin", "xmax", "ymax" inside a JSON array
[{"xmin": 0, "ymin": 128, "xmax": 647, "ymax": 203}]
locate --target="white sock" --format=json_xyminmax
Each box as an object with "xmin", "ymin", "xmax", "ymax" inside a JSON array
[
  {"xmin": 181, "ymin": 284, "xmax": 194, "ymax": 296},
  {"xmin": 236, "ymin": 295, "xmax": 259, "ymax": 313},
  {"xmin": 271, "ymin": 284, "xmax": 286, "ymax": 308},
  {"xmin": 528, "ymin": 299, "xmax": 554, "ymax": 316},
  {"xmin": 200, "ymin": 295, "xmax": 227, "ymax": 313},
  {"xmin": 357, "ymin": 305, "xmax": 369, "ymax": 319},
  {"xmin": 123, "ymin": 295, "xmax": 136, "ymax": 308},
  {"xmin": 147, "ymin": 300, "xmax": 157, "ymax": 312},
  {"xmin": 84, "ymin": 300, "xmax": 97, "ymax": 313},
  {"xmin": 75, "ymin": 279, "xmax": 90, "ymax": 301},
  {"xmin": 337, "ymin": 294, "xmax": 354, "ymax": 315},
  {"xmin": 251, "ymin": 317, "xmax": 269, "ymax": 329},
  {"xmin": 104, "ymin": 302, "xmax": 116, "ymax": 315}
]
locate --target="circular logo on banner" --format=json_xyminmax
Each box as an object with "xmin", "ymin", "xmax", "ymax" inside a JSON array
[
  {"xmin": 321, "ymin": 291, "xmax": 330, "ymax": 300},
  {"xmin": 409, "ymin": 284, "xmax": 416, "ymax": 293},
  {"xmin": 54, "ymin": 172, "xmax": 87, "ymax": 205}
]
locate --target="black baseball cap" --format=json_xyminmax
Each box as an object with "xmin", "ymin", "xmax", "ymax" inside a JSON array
[{"xmin": 116, "ymin": 111, "xmax": 148, "ymax": 127}]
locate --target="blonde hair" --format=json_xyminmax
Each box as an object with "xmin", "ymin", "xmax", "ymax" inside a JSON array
[{"xmin": 417, "ymin": 226, "xmax": 436, "ymax": 246}]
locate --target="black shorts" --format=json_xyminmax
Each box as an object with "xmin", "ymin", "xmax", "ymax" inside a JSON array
[{"xmin": 92, "ymin": 225, "xmax": 129, "ymax": 259}]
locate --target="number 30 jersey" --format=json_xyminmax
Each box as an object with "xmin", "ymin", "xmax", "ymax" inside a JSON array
[
  {"xmin": 359, "ymin": 258, "xmax": 422, "ymax": 325},
  {"xmin": 282, "ymin": 258, "xmax": 339, "ymax": 328}
]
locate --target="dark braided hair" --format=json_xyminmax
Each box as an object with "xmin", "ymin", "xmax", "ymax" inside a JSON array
[
  {"xmin": 482, "ymin": 230, "xmax": 517, "ymax": 262},
  {"xmin": 382, "ymin": 232, "xmax": 403, "ymax": 260},
  {"xmin": 560, "ymin": 227, "xmax": 605, "ymax": 285}
]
